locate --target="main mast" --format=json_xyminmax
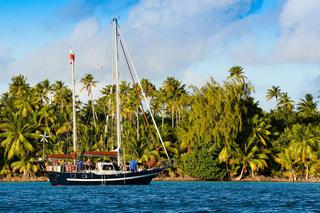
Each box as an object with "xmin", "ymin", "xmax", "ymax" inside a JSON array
[
  {"xmin": 113, "ymin": 18, "xmax": 121, "ymax": 168},
  {"xmin": 70, "ymin": 49, "xmax": 77, "ymax": 154}
]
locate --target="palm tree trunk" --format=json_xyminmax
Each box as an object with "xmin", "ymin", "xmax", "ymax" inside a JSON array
[
  {"xmin": 176, "ymin": 110, "xmax": 178, "ymax": 127},
  {"xmin": 136, "ymin": 110, "xmax": 139, "ymax": 141},
  {"xmin": 171, "ymin": 107, "xmax": 174, "ymax": 128},
  {"xmin": 187, "ymin": 145, "xmax": 191, "ymax": 154},
  {"xmin": 162, "ymin": 113, "xmax": 164, "ymax": 131},
  {"xmin": 236, "ymin": 166, "xmax": 245, "ymax": 180},
  {"xmin": 90, "ymin": 86, "xmax": 96, "ymax": 128},
  {"xmin": 305, "ymin": 164, "xmax": 309, "ymax": 180},
  {"xmin": 290, "ymin": 169, "xmax": 296, "ymax": 182},
  {"xmin": 50, "ymin": 93, "xmax": 53, "ymax": 104},
  {"xmin": 226, "ymin": 159, "xmax": 230, "ymax": 180},
  {"xmin": 61, "ymin": 102, "xmax": 64, "ymax": 113},
  {"xmin": 111, "ymin": 114, "xmax": 114, "ymax": 150}
]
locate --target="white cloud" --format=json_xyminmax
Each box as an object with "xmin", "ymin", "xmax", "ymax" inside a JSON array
[
  {"xmin": 2, "ymin": 0, "xmax": 280, "ymax": 108},
  {"xmin": 121, "ymin": 0, "xmax": 255, "ymax": 79},
  {"xmin": 2, "ymin": 0, "xmax": 257, "ymax": 89},
  {"xmin": 272, "ymin": 0, "xmax": 320, "ymax": 63},
  {"xmin": 181, "ymin": 69, "xmax": 206, "ymax": 88},
  {"xmin": 6, "ymin": 18, "xmax": 112, "ymax": 88},
  {"xmin": 4, "ymin": 0, "xmax": 319, "ymax": 111},
  {"xmin": 2, "ymin": 17, "xmax": 118, "ymax": 101}
]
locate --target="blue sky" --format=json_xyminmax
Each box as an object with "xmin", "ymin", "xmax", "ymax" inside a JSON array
[{"xmin": 0, "ymin": 0, "xmax": 319, "ymax": 110}]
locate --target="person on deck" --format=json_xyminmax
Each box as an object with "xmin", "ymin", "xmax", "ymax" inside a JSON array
[{"xmin": 129, "ymin": 160, "xmax": 137, "ymax": 172}]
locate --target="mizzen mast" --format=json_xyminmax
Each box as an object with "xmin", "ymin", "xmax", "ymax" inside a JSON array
[{"xmin": 70, "ymin": 49, "xmax": 77, "ymax": 154}]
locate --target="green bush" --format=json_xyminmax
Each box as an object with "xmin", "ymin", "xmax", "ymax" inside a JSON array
[{"xmin": 185, "ymin": 145, "xmax": 226, "ymax": 180}]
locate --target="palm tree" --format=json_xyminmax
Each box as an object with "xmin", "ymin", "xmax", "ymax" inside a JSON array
[
  {"xmin": 11, "ymin": 157, "xmax": 39, "ymax": 178},
  {"xmin": 38, "ymin": 105, "xmax": 56, "ymax": 128},
  {"xmin": 235, "ymin": 115, "xmax": 271, "ymax": 179},
  {"xmin": 52, "ymin": 81, "xmax": 71, "ymax": 112},
  {"xmin": 227, "ymin": 66, "xmax": 253, "ymax": 98},
  {"xmin": 297, "ymin": 94, "xmax": 318, "ymax": 119},
  {"xmin": 32, "ymin": 80, "xmax": 51, "ymax": 107},
  {"xmin": 39, "ymin": 79, "xmax": 51, "ymax": 92},
  {"xmin": 247, "ymin": 115, "xmax": 271, "ymax": 147},
  {"xmin": 79, "ymin": 123, "xmax": 101, "ymax": 152},
  {"xmin": 0, "ymin": 115, "xmax": 39, "ymax": 159},
  {"xmin": 160, "ymin": 77, "xmax": 186, "ymax": 128},
  {"xmin": 80, "ymin": 74, "xmax": 98, "ymax": 127},
  {"xmin": 141, "ymin": 79, "xmax": 156, "ymax": 98},
  {"xmin": 236, "ymin": 144, "xmax": 269, "ymax": 179},
  {"xmin": 100, "ymin": 84, "xmax": 116, "ymax": 117},
  {"xmin": 9, "ymin": 75, "xmax": 30, "ymax": 97},
  {"xmin": 14, "ymin": 94, "xmax": 33, "ymax": 118},
  {"xmin": 227, "ymin": 65, "xmax": 246, "ymax": 83},
  {"xmin": 275, "ymin": 148, "xmax": 299, "ymax": 181},
  {"xmin": 266, "ymin": 86, "xmax": 281, "ymax": 101},
  {"xmin": 278, "ymin": 92, "xmax": 294, "ymax": 112},
  {"xmin": 120, "ymin": 81, "xmax": 138, "ymax": 122},
  {"xmin": 288, "ymin": 124, "xmax": 320, "ymax": 179},
  {"xmin": 0, "ymin": 164, "xmax": 12, "ymax": 177}
]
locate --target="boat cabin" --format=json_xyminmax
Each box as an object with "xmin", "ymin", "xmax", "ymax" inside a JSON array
[{"xmin": 96, "ymin": 162, "xmax": 117, "ymax": 172}]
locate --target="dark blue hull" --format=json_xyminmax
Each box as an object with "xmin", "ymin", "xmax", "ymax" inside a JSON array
[{"xmin": 47, "ymin": 168, "xmax": 163, "ymax": 186}]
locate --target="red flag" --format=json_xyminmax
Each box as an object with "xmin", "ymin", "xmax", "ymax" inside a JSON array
[{"xmin": 69, "ymin": 49, "xmax": 75, "ymax": 64}]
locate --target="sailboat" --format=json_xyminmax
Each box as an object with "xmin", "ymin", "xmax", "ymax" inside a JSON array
[{"xmin": 46, "ymin": 18, "xmax": 171, "ymax": 185}]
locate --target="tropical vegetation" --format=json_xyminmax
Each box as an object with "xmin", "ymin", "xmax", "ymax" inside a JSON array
[{"xmin": 1, "ymin": 66, "xmax": 320, "ymax": 181}]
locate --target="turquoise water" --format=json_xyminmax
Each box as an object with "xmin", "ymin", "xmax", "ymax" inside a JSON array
[{"xmin": 0, "ymin": 181, "xmax": 320, "ymax": 212}]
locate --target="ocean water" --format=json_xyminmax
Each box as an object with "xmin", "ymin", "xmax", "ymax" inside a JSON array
[{"xmin": 0, "ymin": 181, "xmax": 320, "ymax": 212}]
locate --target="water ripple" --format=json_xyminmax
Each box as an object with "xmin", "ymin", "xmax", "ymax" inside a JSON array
[{"xmin": 0, "ymin": 182, "xmax": 320, "ymax": 212}]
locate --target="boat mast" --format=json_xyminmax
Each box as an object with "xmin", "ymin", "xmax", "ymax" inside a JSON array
[
  {"xmin": 70, "ymin": 49, "xmax": 77, "ymax": 154},
  {"xmin": 113, "ymin": 18, "xmax": 121, "ymax": 168}
]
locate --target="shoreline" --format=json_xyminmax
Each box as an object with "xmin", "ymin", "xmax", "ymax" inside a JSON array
[
  {"xmin": 0, "ymin": 176, "xmax": 48, "ymax": 182},
  {"xmin": 1, "ymin": 176, "xmax": 320, "ymax": 183},
  {"xmin": 154, "ymin": 176, "xmax": 320, "ymax": 182}
]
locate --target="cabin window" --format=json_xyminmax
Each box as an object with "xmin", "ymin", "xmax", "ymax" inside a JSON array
[
  {"xmin": 82, "ymin": 174, "xmax": 87, "ymax": 178},
  {"xmin": 102, "ymin": 165, "xmax": 114, "ymax": 171},
  {"xmin": 71, "ymin": 174, "xmax": 76, "ymax": 178}
]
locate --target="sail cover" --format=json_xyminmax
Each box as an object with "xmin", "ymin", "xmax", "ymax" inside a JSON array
[
  {"xmin": 47, "ymin": 153, "xmax": 77, "ymax": 159},
  {"xmin": 82, "ymin": 151, "xmax": 118, "ymax": 157}
]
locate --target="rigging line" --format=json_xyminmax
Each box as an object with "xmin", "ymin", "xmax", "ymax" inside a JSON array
[
  {"xmin": 118, "ymin": 28, "xmax": 172, "ymax": 166},
  {"xmin": 119, "ymin": 38, "xmax": 161, "ymax": 157}
]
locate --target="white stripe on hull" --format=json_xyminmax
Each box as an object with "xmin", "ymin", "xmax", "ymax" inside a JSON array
[{"xmin": 66, "ymin": 173, "xmax": 157, "ymax": 182}]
